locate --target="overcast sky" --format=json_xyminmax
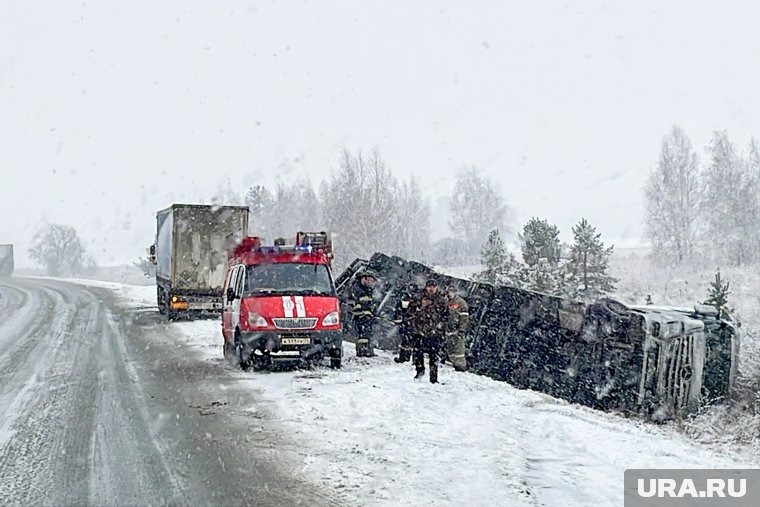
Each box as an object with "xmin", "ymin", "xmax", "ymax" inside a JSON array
[{"xmin": 2, "ymin": 0, "xmax": 760, "ymax": 267}]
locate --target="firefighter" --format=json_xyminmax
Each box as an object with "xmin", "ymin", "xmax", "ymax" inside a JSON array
[
  {"xmin": 412, "ymin": 279, "xmax": 449, "ymax": 383},
  {"xmin": 393, "ymin": 282, "xmax": 420, "ymax": 363},
  {"xmin": 351, "ymin": 269, "xmax": 377, "ymax": 357},
  {"xmin": 444, "ymin": 285, "xmax": 470, "ymax": 372}
]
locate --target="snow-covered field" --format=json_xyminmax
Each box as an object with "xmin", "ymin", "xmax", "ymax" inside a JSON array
[{"xmin": 93, "ymin": 279, "xmax": 751, "ymax": 507}]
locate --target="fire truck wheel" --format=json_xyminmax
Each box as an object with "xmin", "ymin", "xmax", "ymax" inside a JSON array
[
  {"xmin": 234, "ymin": 332, "xmax": 252, "ymax": 371},
  {"xmin": 223, "ymin": 341, "xmax": 236, "ymax": 360},
  {"xmin": 328, "ymin": 348, "xmax": 342, "ymax": 369}
]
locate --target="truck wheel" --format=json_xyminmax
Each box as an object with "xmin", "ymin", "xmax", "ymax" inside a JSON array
[
  {"xmin": 329, "ymin": 347, "xmax": 342, "ymax": 369},
  {"xmin": 223, "ymin": 341, "xmax": 236, "ymax": 360},
  {"xmin": 235, "ymin": 332, "xmax": 252, "ymax": 371},
  {"xmin": 157, "ymin": 288, "xmax": 166, "ymax": 315}
]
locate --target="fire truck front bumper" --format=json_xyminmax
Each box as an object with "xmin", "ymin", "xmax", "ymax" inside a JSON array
[{"xmin": 239, "ymin": 330, "xmax": 343, "ymax": 362}]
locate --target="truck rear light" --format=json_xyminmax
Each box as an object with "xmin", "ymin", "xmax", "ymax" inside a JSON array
[
  {"xmin": 248, "ymin": 313, "xmax": 269, "ymax": 328},
  {"xmin": 322, "ymin": 311, "xmax": 340, "ymax": 326}
]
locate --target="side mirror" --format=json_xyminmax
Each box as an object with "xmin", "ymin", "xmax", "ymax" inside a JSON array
[{"xmin": 226, "ymin": 287, "xmax": 237, "ymax": 302}]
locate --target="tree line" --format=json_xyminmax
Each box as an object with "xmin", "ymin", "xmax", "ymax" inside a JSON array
[
  {"xmin": 645, "ymin": 126, "xmax": 760, "ymax": 267},
  {"xmin": 214, "ymin": 149, "xmax": 511, "ymax": 271}
]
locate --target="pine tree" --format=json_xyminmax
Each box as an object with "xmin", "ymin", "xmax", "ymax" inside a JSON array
[
  {"xmin": 521, "ymin": 217, "xmax": 561, "ymax": 267},
  {"xmin": 520, "ymin": 258, "xmax": 562, "ymax": 295},
  {"xmin": 474, "ymin": 229, "xmax": 521, "ymax": 286},
  {"xmin": 704, "ymin": 268, "xmax": 732, "ymax": 319},
  {"xmin": 565, "ymin": 218, "xmax": 616, "ymax": 301}
]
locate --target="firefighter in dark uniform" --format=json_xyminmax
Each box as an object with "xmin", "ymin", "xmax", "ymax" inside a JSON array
[
  {"xmin": 351, "ymin": 269, "xmax": 377, "ymax": 357},
  {"xmin": 412, "ymin": 279, "xmax": 449, "ymax": 383},
  {"xmin": 444, "ymin": 285, "xmax": 470, "ymax": 372},
  {"xmin": 393, "ymin": 282, "xmax": 420, "ymax": 363}
]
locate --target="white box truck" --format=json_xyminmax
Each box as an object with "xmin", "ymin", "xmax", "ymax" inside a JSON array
[{"xmin": 151, "ymin": 204, "xmax": 249, "ymax": 319}]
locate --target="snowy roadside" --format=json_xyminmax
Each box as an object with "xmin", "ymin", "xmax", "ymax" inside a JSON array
[
  {"xmin": 29, "ymin": 277, "xmax": 157, "ymax": 308},
  {"xmin": 169, "ymin": 319, "xmax": 750, "ymax": 507},
  {"xmin": 66, "ymin": 279, "xmax": 753, "ymax": 506}
]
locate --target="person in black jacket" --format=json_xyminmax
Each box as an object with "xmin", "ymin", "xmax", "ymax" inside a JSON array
[
  {"xmin": 412, "ymin": 279, "xmax": 449, "ymax": 383},
  {"xmin": 351, "ymin": 270, "xmax": 377, "ymax": 357},
  {"xmin": 393, "ymin": 282, "xmax": 420, "ymax": 363}
]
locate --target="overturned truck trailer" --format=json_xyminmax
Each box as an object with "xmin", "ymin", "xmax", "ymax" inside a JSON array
[{"xmin": 337, "ymin": 253, "xmax": 739, "ymax": 420}]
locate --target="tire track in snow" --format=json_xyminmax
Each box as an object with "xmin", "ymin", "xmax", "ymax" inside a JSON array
[
  {"xmin": 0, "ymin": 282, "xmax": 68, "ymax": 453},
  {"xmin": 0, "ymin": 282, "xmax": 93, "ymax": 503},
  {"xmin": 0, "ymin": 278, "xmax": 347, "ymax": 506},
  {"xmin": 0, "ymin": 280, "xmax": 189, "ymax": 506}
]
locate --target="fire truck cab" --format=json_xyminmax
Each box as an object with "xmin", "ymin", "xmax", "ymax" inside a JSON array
[{"xmin": 221, "ymin": 232, "xmax": 342, "ymax": 369}]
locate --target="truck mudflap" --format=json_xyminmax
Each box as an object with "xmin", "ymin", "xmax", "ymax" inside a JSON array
[{"xmin": 240, "ymin": 330, "xmax": 342, "ymax": 363}]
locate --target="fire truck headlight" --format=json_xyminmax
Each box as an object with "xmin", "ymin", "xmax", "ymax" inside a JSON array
[
  {"xmin": 322, "ymin": 311, "xmax": 340, "ymax": 326},
  {"xmin": 248, "ymin": 313, "xmax": 268, "ymax": 328}
]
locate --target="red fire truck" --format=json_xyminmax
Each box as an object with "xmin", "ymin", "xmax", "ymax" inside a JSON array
[{"xmin": 221, "ymin": 232, "xmax": 342, "ymax": 369}]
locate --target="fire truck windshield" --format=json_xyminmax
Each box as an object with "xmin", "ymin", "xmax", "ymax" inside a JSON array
[{"xmin": 245, "ymin": 262, "xmax": 335, "ymax": 297}]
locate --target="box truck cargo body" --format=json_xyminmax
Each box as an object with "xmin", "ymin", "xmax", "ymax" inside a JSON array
[{"xmin": 154, "ymin": 204, "xmax": 249, "ymax": 318}]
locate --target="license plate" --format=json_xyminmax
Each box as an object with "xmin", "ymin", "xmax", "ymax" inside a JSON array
[{"xmin": 281, "ymin": 337, "xmax": 310, "ymax": 346}]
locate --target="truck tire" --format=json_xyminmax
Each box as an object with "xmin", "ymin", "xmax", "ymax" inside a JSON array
[
  {"xmin": 223, "ymin": 341, "xmax": 236, "ymax": 360},
  {"xmin": 329, "ymin": 348, "xmax": 342, "ymax": 369},
  {"xmin": 157, "ymin": 287, "xmax": 166, "ymax": 314},
  {"xmin": 235, "ymin": 332, "xmax": 252, "ymax": 371}
]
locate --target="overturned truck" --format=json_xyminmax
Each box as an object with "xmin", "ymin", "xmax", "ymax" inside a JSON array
[{"xmin": 337, "ymin": 253, "xmax": 739, "ymax": 420}]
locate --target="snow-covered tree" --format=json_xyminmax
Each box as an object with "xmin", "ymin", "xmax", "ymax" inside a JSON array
[
  {"xmin": 704, "ymin": 268, "xmax": 732, "ymax": 320},
  {"xmin": 474, "ymin": 229, "xmax": 521, "ymax": 286},
  {"xmin": 320, "ymin": 149, "xmax": 401, "ymax": 269},
  {"xmin": 520, "ymin": 259, "xmax": 563, "ymax": 295},
  {"xmin": 430, "ymin": 237, "xmax": 473, "ymax": 267},
  {"xmin": 133, "ymin": 257, "xmax": 155, "ymax": 278},
  {"xmin": 701, "ymin": 131, "xmax": 760, "ymax": 265},
  {"xmin": 449, "ymin": 167, "xmax": 509, "ymax": 261},
  {"xmin": 394, "ymin": 176, "xmax": 430, "ymax": 261},
  {"xmin": 521, "ymin": 217, "xmax": 561, "ymax": 267},
  {"xmin": 565, "ymin": 218, "xmax": 616, "ymax": 301},
  {"xmin": 739, "ymin": 138, "xmax": 760, "ymax": 263},
  {"xmin": 29, "ymin": 224, "xmax": 90, "ymax": 276},
  {"xmin": 644, "ymin": 126, "xmax": 701, "ymax": 265},
  {"xmin": 245, "ymin": 184, "xmax": 275, "ymax": 240},
  {"xmin": 212, "ymin": 176, "xmax": 244, "ymax": 206},
  {"xmin": 271, "ymin": 180, "xmax": 322, "ymax": 239}
]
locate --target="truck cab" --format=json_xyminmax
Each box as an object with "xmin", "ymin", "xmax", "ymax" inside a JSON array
[{"xmin": 222, "ymin": 233, "xmax": 343, "ymax": 369}]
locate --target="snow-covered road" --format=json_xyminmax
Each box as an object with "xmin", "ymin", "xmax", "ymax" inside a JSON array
[{"xmin": 0, "ymin": 278, "xmax": 342, "ymax": 506}]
